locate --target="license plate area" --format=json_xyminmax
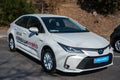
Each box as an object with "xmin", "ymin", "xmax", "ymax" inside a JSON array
[{"xmin": 94, "ymin": 56, "xmax": 109, "ymax": 64}]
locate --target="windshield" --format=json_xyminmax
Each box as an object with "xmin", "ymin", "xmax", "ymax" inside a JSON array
[{"xmin": 41, "ymin": 17, "xmax": 89, "ymax": 33}]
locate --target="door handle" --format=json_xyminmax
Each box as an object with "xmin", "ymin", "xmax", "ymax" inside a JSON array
[
  {"xmin": 23, "ymin": 32, "xmax": 26, "ymax": 35},
  {"xmin": 14, "ymin": 27, "xmax": 17, "ymax": 30}
]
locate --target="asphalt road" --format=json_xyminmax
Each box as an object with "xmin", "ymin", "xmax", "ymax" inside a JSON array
[{"xmin": 0, "ymin": 30, "xmax": 120, "ymax": 80}]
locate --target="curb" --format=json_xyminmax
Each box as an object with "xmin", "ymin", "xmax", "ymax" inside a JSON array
[
  {"xmin": 0, "ymin": 35, "xmax": 7, "ymax": 38},
  {"xmin": 0, "ymin": 30, "xmax": 7, "ymax": 38}
]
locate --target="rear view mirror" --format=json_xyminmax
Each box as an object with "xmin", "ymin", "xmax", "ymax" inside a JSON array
[{"xmin": 29, "ymin": 27, "xmax": 39, "ymax": 34}]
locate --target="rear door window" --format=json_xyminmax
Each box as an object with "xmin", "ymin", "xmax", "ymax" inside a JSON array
[{"xmin": 15, "ymin": 16, "xmax": 30, "ymax": 28}]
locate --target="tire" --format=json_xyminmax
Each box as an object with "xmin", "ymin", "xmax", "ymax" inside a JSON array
[
  {"xmin": 9, "ymin": 35, "xmax": 16, "ymax": 51},
  {"xmin": 41, "ymin": 48, "xmax": 56, "ymax": 73},
  {"xmin": 112, "ymin": 38, "xmax": 120, "ymax": 53}
]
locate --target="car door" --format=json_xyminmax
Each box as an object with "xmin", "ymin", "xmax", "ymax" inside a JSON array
[
  {"xmin": 15, "ymin": 16, "xmax": 30, "ymax": 50},
  {"xmin": 24, "ymin": 16, "xmax": 45, "ymax": 57}
]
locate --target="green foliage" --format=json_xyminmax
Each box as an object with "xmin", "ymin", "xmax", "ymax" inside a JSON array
[
  {"xmin": 0, "ymin": 0, "xmax": 35, "ymax": 26},
  {"xmin": 77, "ymin": 0, "xmax": 120, "ymax": 14}
]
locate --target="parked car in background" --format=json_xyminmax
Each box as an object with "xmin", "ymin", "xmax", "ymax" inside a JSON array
[
  {"xmin": 110, "ymin": 24, "xmax": 120, "ymax": 52},
  {"xmin": 8, "ymin": 14, "xmax": 113, "ymax": 73}
]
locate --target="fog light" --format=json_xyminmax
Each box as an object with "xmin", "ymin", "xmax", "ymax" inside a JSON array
[{"xmin": 65, "ymin": 64, "xmax": 70, "ymax": 69}]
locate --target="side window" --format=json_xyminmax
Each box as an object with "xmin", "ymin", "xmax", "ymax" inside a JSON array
[
  {"xmin": 15, "ymin": 16, "xmax": 29, "ymax": 28},
  {"xmin": 27, "ymin": 17, "xmax": 45, "ymax": 33}
]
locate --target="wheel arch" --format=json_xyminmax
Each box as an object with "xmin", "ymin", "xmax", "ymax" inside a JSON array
[
  {"xmin": 41, "ymin": 45, "xmax": 55, "ymax": 55},
  {"xmin": 111, "ymin": 36, "xmax": 120, "ymax": 45},
  {"xmin": 8, "ymin": 33, "xmax": 14, "ymax": 42},
  {"xmin": 8, "ymin": 32, "xmax": 17, "ymax": 48},
  {"xmin": 41, "ymin": 45, "xmax": 56, "ymax": 60},
  {"xmin": 8, "ymin": 33, "xmax": 16, "ymax": 51},
  {"xmin": 8, "ymin": 33, "xmax": 13, "ymax": 39}
]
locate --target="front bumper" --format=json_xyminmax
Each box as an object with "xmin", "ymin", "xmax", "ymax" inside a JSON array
[
  {"xmin": 60, "ymin": 53, "xmax": 113, "ymax": 73},
  {"xmin": 76, "ymin": 53, "xmax": 113, "ymax": 69}
]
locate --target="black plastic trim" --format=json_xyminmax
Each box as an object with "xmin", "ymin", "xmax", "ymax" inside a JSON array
[{"xmin": 77, "ymin": 53, "xmax": 113, "ymax": 69}]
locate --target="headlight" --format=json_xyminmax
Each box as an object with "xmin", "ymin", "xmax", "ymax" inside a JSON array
[{"xmin": 58, "ymin": 43, "xmax": 84, "ymax": 53}]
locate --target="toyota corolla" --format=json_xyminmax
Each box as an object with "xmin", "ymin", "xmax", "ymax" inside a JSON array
[{"xmin": 7, "ymin": 14, "xmax": 113, "ymax": 73}]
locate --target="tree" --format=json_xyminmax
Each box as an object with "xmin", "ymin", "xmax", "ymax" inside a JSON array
[
  {"xmin": 0, "ymin": 0, "xmax": 35, "ymax": 26},
  {"xmin": 77, "ymin": 0, "xmax": 120, "ymax": 14}
]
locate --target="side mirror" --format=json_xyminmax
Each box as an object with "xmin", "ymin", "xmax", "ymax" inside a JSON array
[{"xmin": 29, "ymin": 27, "xmax": 39, "ymax": 34}]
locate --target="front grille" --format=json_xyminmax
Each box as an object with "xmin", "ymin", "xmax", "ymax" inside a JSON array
[{"xmin": 77, "ymin": 53, "xmax": 113, "ymax": 69}]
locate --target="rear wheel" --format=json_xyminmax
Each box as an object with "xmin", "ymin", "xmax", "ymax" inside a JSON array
[
  {"xmin": 41, "ymin": 48, "xmax": 56, "ymax": 73},
  {"xmin": 9, "ymin": 35, "xmax": 16, "ymax": 51}
]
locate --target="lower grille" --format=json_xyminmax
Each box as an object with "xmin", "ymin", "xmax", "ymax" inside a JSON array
[{"xmin": 77, "ymin": 53, "xmax": 113, "ymax": 69}]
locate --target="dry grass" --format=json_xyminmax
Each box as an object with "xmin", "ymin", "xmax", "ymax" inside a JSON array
[{"xmin": 0, "ymin": 26, "xmax": 8, "ymax": 30}]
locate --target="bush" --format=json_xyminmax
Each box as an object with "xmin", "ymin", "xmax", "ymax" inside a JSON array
[
  {"xmin": 77, "ymin": 0, "xmax": 120, "ymax": 14},
  {"xmin": 0, "ymin": 0, "xmax": 35, "ymax": 26}
]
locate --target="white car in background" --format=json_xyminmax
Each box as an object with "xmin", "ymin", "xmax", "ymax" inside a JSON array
[{"xmin": 7, "ymin": 14, "xmax": 113, "ymax": 73}]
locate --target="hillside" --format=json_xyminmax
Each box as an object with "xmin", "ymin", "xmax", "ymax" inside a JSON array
[{"xmin": 55, "ymin": 2, "xmax": 120, "ymax": 36}]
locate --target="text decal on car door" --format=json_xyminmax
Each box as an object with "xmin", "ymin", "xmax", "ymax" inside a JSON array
[
  {"xmin": 16, "ymin": 36, "xmax": 38, "ymax": 50},
  {"xmin": 28, "ymin": 41, "xmax": 38, "ymax": 49}
]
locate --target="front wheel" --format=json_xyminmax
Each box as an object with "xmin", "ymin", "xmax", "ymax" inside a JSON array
[
  {"xmin": 9, "ymin": 35, "xmax": 16, "ymax": 51},
  {"xmin": 112, "ymin": 39, "xmax": 120, "ymax": 52},
  {"xmin": 41, "ymin": 48, "xmax": 56, "ymax": 73}
]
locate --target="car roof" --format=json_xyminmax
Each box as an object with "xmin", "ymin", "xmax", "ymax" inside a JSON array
[{"xmin": 23, "ymin": 14, "xmax": 67, "ymax": 18}]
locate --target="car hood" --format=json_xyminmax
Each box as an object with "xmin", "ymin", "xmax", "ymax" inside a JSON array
[{"xmin": 51, "ymin": 32, "xmax": 109, "ymax": 48}]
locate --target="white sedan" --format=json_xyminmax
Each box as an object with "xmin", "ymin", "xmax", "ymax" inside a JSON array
[{"xmin": 7, "ymin": 14, "xmax": 113, "ymax": 73}]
